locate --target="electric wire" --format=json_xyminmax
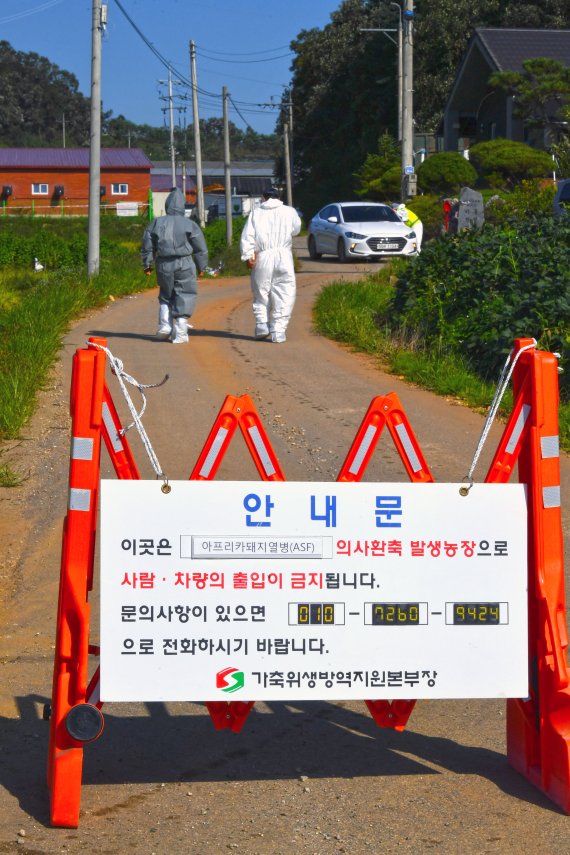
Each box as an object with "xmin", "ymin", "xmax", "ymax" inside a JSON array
[
  {"xmin": 197, "ymin": 45, "xmax": 291, "ymax": 58},
  {"xmin": 0, "ymin": 0, "xmax": 64, "ymax": 24},
  {"xmin": 195, "ymin": 49, "xmax": 293, "ymax": 65},
  {"xmin": 111, "ymin": 0, "xmax": 289, "ymax": 128}
]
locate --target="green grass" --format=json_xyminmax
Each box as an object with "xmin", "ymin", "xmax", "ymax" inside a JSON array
[
  {"xmin": 0, "ymin": 214, "xmax": 250, "ymax": 445},
  {"xmin": 0, "ymin": 254, "xmax": 155, "ymax": 440},
  {"xmin": 0, "ymin": 463, "xmax": 25, "ymax": 487}
]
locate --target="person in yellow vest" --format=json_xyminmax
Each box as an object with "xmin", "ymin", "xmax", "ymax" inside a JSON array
[{"xmin": 395, "ymin": 202, "xmax": 423, "ymax": 253}]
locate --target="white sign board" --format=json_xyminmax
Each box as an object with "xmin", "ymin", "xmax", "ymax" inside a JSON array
[
  {"xmin": 116, "ymin": 202, "xmax": 139, "ymax": 217},
  {"xmin": 100, "ymin": 481, "xmax": 528, "ymax": 702}
]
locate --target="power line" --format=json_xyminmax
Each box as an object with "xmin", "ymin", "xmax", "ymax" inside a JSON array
[
  {"xmin": 197, "ymin": 45, "xmax": 291, "ymax": 58},
  {"xmin": 0, "ymin": 0, "xmax": 64, "ymax": 24},
  {"xmin": 111, "ymin": 0, "xmax": 286, "ymax": 129},
  {"xmin": 196, "ymin": 48, "xmax": 293, "ymax": 65}
]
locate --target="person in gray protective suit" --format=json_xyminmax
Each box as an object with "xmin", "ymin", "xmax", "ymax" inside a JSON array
[{"xmin": 141, "ymin": 188, "xmax": 209, "ymax": 344}]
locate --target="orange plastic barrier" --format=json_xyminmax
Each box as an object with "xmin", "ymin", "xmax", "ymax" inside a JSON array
[
  {"xmin": 46, "ymin": 336, "xmax": 570, "ymax": 825},
  {"xmin": 491, "ymin": 339, "xmax": 570, "ymax": 814}
]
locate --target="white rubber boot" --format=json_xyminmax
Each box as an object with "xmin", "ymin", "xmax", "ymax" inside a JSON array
[
  {"xmin": 171, "ymin": 316, "xmax": 189, "ymax": 344},
  {"xmin": 156, "ymin": 304, "xmax": 172, "ymax": 339},
  {"xmin": 255, "ymin": 323, "xmax": 270, "ymax": 339}
]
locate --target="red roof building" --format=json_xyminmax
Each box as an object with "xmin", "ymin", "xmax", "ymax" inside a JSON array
[{"xmin": 0, "ymin": 148, "xmax": 152, "ymax": 215}]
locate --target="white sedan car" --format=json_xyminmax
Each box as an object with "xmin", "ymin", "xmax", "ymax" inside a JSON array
[{"xmin": 307, "ymin": 201, "xmax": 418, "ymax": 262}]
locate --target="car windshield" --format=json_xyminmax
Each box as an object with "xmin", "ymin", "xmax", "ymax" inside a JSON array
[{"xmin": 341, "ymin": 205, "xmax": 399, "ymax": 223}]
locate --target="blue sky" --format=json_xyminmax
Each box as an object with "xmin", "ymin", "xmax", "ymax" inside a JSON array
[{"xmin": 3, "ymin": 0, "xmax": 343, "ymax": 136}]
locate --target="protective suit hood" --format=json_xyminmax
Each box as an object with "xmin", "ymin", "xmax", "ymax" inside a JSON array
[
  {"xmin": 165, "ymin": 188, "xmax": 186, "ymax": 216},
  {"xmin": 261, "ymin": 197, "xmax": 283, "ymax": 210}
]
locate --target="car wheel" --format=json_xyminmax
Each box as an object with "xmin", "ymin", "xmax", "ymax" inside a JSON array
[
  {"xmin": 308, "ymin": 235, "xmax": 322, "ymax": 260},
  {"xmin": 337, "ymin": 239, "xmax": 348, "ymax": 263}
]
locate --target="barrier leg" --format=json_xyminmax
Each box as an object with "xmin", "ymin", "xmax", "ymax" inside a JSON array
[
  {"xmin": 190, "ymin": 395, "xmax": 241, "ymax": 480},
  {"xmin": 339, "ymin": 394, "xmax": 434, "ymax": 730},
  {"xmin": 47, "ymin": 342, "xmax": 107, "ymax": 826},
  {"xmin": 191, "ymin": 396, "xmax": 285, "ymax": 730}
]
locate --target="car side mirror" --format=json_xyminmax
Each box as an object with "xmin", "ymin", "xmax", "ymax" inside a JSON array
[{"xmin": 327, "ymin": 216, "xmax": 338, "ymax": 223}]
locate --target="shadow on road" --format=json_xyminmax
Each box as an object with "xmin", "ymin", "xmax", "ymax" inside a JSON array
[
  {"xmin": 3, "ymin": 694, "xmax": 562, "ymax": 826},
  {"xmin": 87, "ymin": 328, "xmax": 259, "ymax": 343}
]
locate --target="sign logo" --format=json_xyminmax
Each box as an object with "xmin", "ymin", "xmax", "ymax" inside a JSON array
[{"xmin": 216, "ymin": 667, "xmax": 245, "ymax": 693}]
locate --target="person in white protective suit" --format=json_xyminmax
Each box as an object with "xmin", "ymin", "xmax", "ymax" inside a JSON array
[
  {"xmin": 240, "ymin": 188, "xmax": 302, "ymax": 344},
  {"xmin": 141, "ymin": 188, "xmax": 209, "ymax": 344}
]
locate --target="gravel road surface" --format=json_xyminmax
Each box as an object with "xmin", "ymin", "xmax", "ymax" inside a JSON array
[{"xmin": 1, "ymin": 238, "xmax": 570, "ymax": 853}]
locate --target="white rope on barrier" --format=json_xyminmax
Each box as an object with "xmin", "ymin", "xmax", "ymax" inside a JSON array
[
  {"xmin": 87, "ymin": 342, "xmax": 170, "ymax": 491},
  {"xmin": 462, "ymin": 339, "xmax": 537, "ymax": 493}
]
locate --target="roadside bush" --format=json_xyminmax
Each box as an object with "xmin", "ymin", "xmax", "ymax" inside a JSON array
[
  {"xmin": 204, "ymin": 216, "xmax": 246, "ymax": 261},
  {"xmin": 469, "ymin": 139, "xmax": 554, "ymax": 188},
  {"xmin": 0, "ymin": 214, "xmax": 246, "ymax": 272},
  {"xmin": 417, "ymin": 152, "xmax": 478, "ymax": 195},
  {"xmin": 485, "ymin": 180, "xmax": 556, "ymax": 225},
  {"xmin": 386, "ymin": 214, "xmax": 570, "ymax": 396}
]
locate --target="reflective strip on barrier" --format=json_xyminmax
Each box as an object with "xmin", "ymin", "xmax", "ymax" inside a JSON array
[
  {"xmin": 506, "ymin": 404, "xmax": 531, "ymax": 455},
  {"xmin": 68, "ymin": 488, "xmax": 91, "ymax": 512},
  {"xmin": 247, "ymin": 425, "xmax": 276, "ymax": 476},
  {"xmin": 71, "ymin": 437, "xmax": 94, "ymax": 461},
  {"xmin": 348, "ymin": 425, "xmax": 378, "ymax": 475},
  {"xmin": 199, "ymin": 427, "xmax": 229, "ymax": 478},
  {"xmin": 541, "ymin": 436, "xmax": 560, "ymax": 459},
  {"xmin": 395, "ymin": 423, "xmax": 422, "ymax": 473},
  {"xmin": 87, "ymin": 679, "xmax": 100, "ymax": 706},
  {"xmin": 543, "ymin": 486, "xmax": 561, "ymax": 509},
  {"xmin": 102, "ymin": 402, "xmax": 124, "ymax": 453}
]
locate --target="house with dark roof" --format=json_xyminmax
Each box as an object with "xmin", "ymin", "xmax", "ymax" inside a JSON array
[
  {"xmin": 443, "ymin": 29, "xmax": 570, "ymax": 153},
  {"xmin": 150, "ymin": 159, "xmax": 275, "ymax": 200},
  {"xmin": 0, "ymin": 148, "xmax": 152, "ymax": 215}
]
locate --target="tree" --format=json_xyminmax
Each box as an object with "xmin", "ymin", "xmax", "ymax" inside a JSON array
[
  {"xmin": 288, "ymin": 0, "xmax": 400, "ymax": 215},
  {"xmin": 287, "ymin": 1, "xmax": 570, "ymax": 215},
  {"xmin": 490, "ymin": 58, "xmax": 570, "ymax": 140},
  {"xmin": 0, "ymin": 41, "xmax": 90, "ymax": 146},
  {"xmin": 353, "ymin": 132, "xmax": 400, "ymax": 199},
  {"xmin": 0, "ymin": 41, "xmax": 279, "ymax": 160}
]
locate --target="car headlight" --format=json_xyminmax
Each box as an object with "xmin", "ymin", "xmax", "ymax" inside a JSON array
[
  {"xmin": 406, "ymin": 231, "xmax": 416, "ymax": 239},
  {"xmin": 344, "ymin": 231, "xmax": 367, "ymax": 240}
]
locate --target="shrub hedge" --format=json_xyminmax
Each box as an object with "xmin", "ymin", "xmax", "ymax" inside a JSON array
[
  {"xmin": 417, "ymin": 152, "xmax": 478, "ymax": 195},
  {"xmin": 469, "ymin": 139, "xmax": 554, "ymax": 188},
  {"xmin": 387, "ymin": 214, "xmax": 570, "ymax": 396}
]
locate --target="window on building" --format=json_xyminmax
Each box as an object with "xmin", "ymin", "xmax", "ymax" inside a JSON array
[
  {"xmin": 112, "ymin": 183, "xmax": 129, "ymax": 195},
  {"xmin": 32, "ymin": 183, "xmax": 49, "ymax": 195}
]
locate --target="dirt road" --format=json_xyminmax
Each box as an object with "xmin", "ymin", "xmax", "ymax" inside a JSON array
[{"xmin": 1, "ymin": 239, "xmax": 570, "ymax": 853}]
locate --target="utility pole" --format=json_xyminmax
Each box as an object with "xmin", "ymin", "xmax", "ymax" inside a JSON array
[
  {"xmin": 62, "ymin": 113, "xmax": 66, "ymax": 148},
  {"xmin": 87, "ymin": 0, "xmax": 105, "ymax": 278},
  {"xmin": 284, "ymin": 123, "xmax": 293, "ymax": 207},
  {"xmin": 168, "ymin": 68, "xmax": 176, "ymax": 186},
  {"xmin": 190, "ymin": 40, "xmax": 205, "ymax": 228},
  {"xmin": 286, "ymin": 91, "xmax": 294, "ymax": 202},
  {"xmin": 158, "ymin": 68, "xmax": 180, "ymax": 187},
  {"xmin": 401, "ymin": 0, "xmax": 416, "ymax": 200},
  {"xmin": 222, "ymin": 87, "xmax": 232, "ymax": 246}
]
